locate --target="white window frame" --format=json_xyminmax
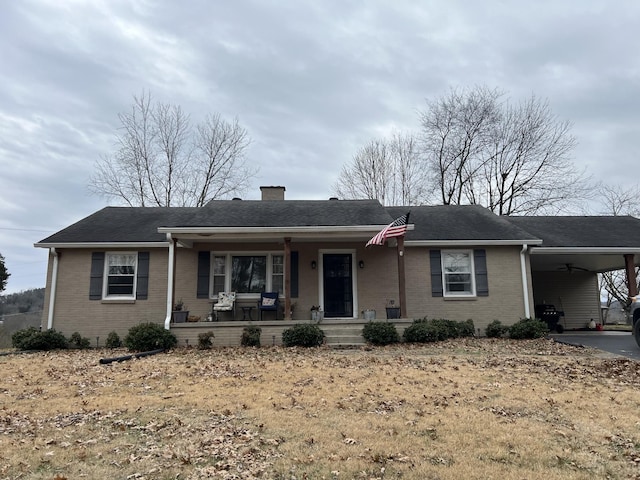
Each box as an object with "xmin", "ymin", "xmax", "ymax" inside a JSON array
[
  {"xmin": 103, "ymin": 252, "xmax": 138, "ymax": 299},
  {"xmin": 441, "ymin": 249, "xmax": 476, "ymax": 297},
  {"xmin": 209, "ymin": 251, "xmax": 284, "ymax": 299}
]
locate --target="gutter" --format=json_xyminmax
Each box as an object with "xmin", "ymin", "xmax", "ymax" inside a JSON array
[
  {"xmin": 164, "ymin": 234, "xmax": 175, "ymax": 330},
  {"xmin": 47, "ymin": 248, "xmax": 59, "ymax": 330},
  {"xmin": 520, "ymin": 244, "xmax": 531, "ymax": 318}
]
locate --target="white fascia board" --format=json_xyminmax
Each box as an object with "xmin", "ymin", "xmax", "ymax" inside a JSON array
[
  {"xmin": 157, "ymin": 225, "xmax": 414, "ymax": 235},
  {"xmin": 34, "ymin": 242, "xmax": 169, "ymax": 249},
  {"xmin": 406, "ymin": 239, "xmax": 542, "ymax": 247},
  {"xmin": 530, "ymin": 247, "xmax": 640, "ymax": 255}
]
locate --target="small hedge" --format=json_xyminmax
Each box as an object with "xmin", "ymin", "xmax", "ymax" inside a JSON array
[
  {"xmin": 105, "ymin": 331, "xmax": 122, "ymax": 348},
  {"xmin": 362, "ymin": 321, "xmax": 399, "ymax": 345},
  {"xmin": 282, "ymin": 324, "xmax": 325, "ymax": 347},
  {"xmin": 124, "ymin": 322, "xmax": 178, "ymax": 352},
  {"xmin": 197, "ymin": 331, "xmax": 215, "ymax": 350},
  {"xmin": 70, "ymin": 332, "xmax": 91, "ymax": 349},
  {"xmin": 12, "ymin": 327, "xmax": 69, "ymax": 351},
  {"xmin": 485, "ymin": 320, "xmax": 509, "ymax": 338},
  {"xmin": 241, "ymin": 325, "xmax": 262, "ymax": 347},
  {"xmin": 508, "ymin": 318, "xmax": 549, "ymax": 339},
  {"xmin": 403, "ymin": 318, "xmax": 475, "ymax": 343}
]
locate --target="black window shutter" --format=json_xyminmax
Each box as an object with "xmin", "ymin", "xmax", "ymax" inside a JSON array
[
  {"xmin": 430, "ymin": 250, "xmax": 443, "ymax": 297},
  {"xmin": 89, "ymin": 252, "xmax": 105, "ymax": 300},
  {"xmin": 474, "ymin": 249, "xmax": 489, "ymax": 296},
  {"xmin": 290, "ymin": 251, "xmax": 299, "ymax": 298},
  {"xmin": 136, "ymin": 252, "xmax": 150, "ymax": 299},
  {"xmin": 197, "ymin": 251, "xmax": 210, "ymax": 298}
]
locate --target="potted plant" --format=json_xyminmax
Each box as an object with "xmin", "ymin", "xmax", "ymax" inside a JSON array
[
  {"xmin": 362, "ymin": 309, "xmax": 376, "ymax": 321},
  {"xmin": 172, "ymin": 299, "xmax": 189, "ymax": 323},
  {"xmin": 385, "ymin": 299, "xmax": 400, "ymax": 319},
  {"xmin": 310, "ymin": 305, "xmax": 323, "ymax": 322}
]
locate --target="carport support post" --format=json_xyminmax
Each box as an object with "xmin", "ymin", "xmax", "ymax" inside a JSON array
[{"xmin": 624, "ymin": 254, "xmax": 638, "ymax": 298}]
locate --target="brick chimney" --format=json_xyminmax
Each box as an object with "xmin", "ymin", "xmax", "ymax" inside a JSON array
[{"xmin": 260, "ymin": 186, "xmax": 286, "ymax": 201}]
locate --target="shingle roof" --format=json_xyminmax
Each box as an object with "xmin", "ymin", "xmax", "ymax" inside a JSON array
[
  {"xmin": 36, "ymin": 200, "xmax": 395, "ymax": 244},
  {"xmin": 386, "ymin": 205, "xmax": 539, "ymax": 242},
  {"xmin": 507, "ymin": 216, "xmax": 640, "ymax": 248}
]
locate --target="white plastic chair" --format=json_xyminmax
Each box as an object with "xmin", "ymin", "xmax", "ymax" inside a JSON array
[{"xmin": 213, "ymin": 292, "xmax": 236, "ymax": 320}]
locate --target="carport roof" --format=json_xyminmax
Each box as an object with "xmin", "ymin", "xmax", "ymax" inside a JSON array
[{"xmin": 507, "ymin": 216, "xmax": 640, "ymax": 248}]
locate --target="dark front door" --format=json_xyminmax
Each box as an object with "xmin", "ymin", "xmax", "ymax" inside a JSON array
[{"xmin": 323, "ymin": 254, "xmax": 353, "ymax": 318}]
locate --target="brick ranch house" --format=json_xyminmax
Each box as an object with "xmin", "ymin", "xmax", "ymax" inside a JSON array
[{"xmin": 35, "ymin": 186, "xmax": 640, "ymax": 346}]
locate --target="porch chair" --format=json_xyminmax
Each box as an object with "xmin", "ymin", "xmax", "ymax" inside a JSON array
[
  {"xmin": 258, "ymin": 291, "xmax": 279, "ymax": 320},
  {"xmin": 213, "ymin": 291, "xmax": 236, "ymax": 321}
]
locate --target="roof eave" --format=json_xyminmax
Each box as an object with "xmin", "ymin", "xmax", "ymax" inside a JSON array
[
  {"xmin": 406, "ymin": 239, "xmax": 542, "ymax": 247},
  {"xmin": 34, "ymin": 241, "xmax": 170, "ymax": 249}
]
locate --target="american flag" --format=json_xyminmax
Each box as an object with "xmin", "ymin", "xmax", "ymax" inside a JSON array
[{"xmin": 366, "ymin": 212, "xmax": 410, "ymax": 247}]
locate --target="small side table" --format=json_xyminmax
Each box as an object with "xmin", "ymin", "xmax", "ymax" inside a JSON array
[{"xmin": 241, "ymin": 306, "xmax": 254, "ymax": 321}]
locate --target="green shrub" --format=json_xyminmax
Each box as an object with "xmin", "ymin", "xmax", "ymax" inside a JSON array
[
  {"xmin": 282, "ymin": 323, "xmax": 325, "ymax": 347},
  {"xmin": 197, "ymin": 331, "xmax": 215, "ymax": 350},
  {"xmin": 485, "ymin": 320, "xmax": 508, "ymax": 338},
  {"xmin": 402, "ymin": 318, "xmax": 475, "ymax": 343},
  {"xmin": 456, "ymin": 319, "xmax": 476, "ymax": 337},
  {"xmin": 105, "ymin": 331, "xmax": 122, "ymax": 348},
  {"xmin": 362, "ymin": 321, "xmax": 399, "ymax": 345},
  {"xmin": 12, "ymin": 327, "xmax": 69, "ymax": 351},
  {"xmin": 403, "ymin": 320, "xmax": 442, "ymax": 343},
  {"xmin": 241, "ymin": 325, "xmax": 262, "ymax": 347},
  {"xmin": 12, "ymin": 327, "xmax": 40, "ymax": 349},
  {"xmin": 70, "ymin": 332, "xmax": 91, "ymax": 349},
  {"xmin": 508, "ymin": 318, "xmax": 549, "ymax": 340},
  {"xmin": 124, "ymin": 322, "xmax": 177, "ymax": 352}
]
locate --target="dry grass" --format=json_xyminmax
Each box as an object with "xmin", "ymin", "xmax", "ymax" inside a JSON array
[{"xmin": 1, "ymin": 339, "xmax": 640, "ymax": 479}]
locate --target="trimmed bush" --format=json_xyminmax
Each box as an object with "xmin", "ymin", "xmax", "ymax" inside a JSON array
[
  {"xmin": 508, "ymin": 318, "xmax": 549, "ymax": 340},
  {"xmin": 105, "ymin": 331, "xmax": 122, "ymax": 348},
  {"xmin": 403, "ymin": 318, "xmax": 475, "ymax": 343},
  {"xmin": 403, "ymin": 320, "xmax": 442, "ymax": 343},
  {"xmin": 197, "ymin": 331, "xmax": 215, "ymax": 350},
  {"xmin": 282, "ymin": 324, "xmax": 325, "ymax": 347},
  {"xmin": 70, "ymin": 332, "xmax": 91, "ymax": 349},
  {"xmin": 12, "ymin": 327, "xmax": 69, "ymax": 351},
  {"xmin": 456, "ymin": 319, "xmax": 476, "ymax": 338},
  {"xmin": 241, "ymin": 325, "xmax": 262, "ymax": 347},
  {"xmin": 362, "ymin": 321, "xmax": 399, "ymax": 345},
  {"xmin": 124, "ymin": 322, "xmax": 177, "ymax": 352},
  {"xmin": 485, "ymin": 320, "xmax": 508, "ymax": 338}
]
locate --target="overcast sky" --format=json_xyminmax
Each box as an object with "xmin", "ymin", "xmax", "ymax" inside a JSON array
[{"xmin": 1, "ymin": 0, "xmax": 639, "ymax": 294}]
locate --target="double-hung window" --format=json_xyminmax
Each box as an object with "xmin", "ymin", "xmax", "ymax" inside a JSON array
[
  {"xmin": 442, "ymin": 250, "xmax": 474, "ymax": 296},
  {"xmin": 105, "ymin": 253, "xmax": 137, "ymax": 298},
  {"xmin": 212, "ymin": 252, "xmax": 284, "ymax": 297}
]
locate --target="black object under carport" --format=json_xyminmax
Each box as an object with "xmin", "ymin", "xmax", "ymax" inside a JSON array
[{"xmin": 535, "ymin": 304, "xmax": 565, "ymax": 333}]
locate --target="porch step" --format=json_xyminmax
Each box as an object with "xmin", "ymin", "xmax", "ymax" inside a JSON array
[{"xmin": 321, "ymin": 325, "xmax": 366, "ymax": 346}]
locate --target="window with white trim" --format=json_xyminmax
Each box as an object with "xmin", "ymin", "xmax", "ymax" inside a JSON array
[
  {"xmin": 211, "ymin": 253, "xmax": 284, "ymax": 297},
  {"xmin": 104, "ymin": 253, "xmax": 137, "ymax": 298},
  {"xmin": 442, "ymin": 250, "xmax": 475, "ymax": 296}
]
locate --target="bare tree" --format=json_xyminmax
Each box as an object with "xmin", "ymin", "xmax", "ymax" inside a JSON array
[
  {"xmin": 419, "ymin": 86, "xmax": 503, "ymax": 206},
  {"xmin": 333, "ymin": 132, "xmax": 427, "ymax": 205},
  {"xmin": 597, "ymin": 182, "xmax": 640, "ymax": 321},
  {"xmin": 418, "ymin": 86, "xmax": 588, "ymax": 214},
  {"xmin": 479, "ymin": 96, "xmax": 584, "ymax": 215},
  {"xmin": 90, "ymin": 92, "xmax": 253, "ymax": 207}
]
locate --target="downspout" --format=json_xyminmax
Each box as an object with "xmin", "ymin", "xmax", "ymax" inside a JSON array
[
  {"xmin": 164, "ymin": 234, "xmax": 175, "ymax": 330},
  {"xmin": 520, "ymin": 244, "xmax": 531, "ymax": 318},
  {"xmin": 46, "ymin": 248, "xmax": 59, "ymax": 330}
]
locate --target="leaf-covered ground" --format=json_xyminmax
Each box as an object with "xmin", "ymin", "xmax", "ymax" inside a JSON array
[{"xmin": 1, "ymin": 338, "xmax": 639, "ymax": 479}]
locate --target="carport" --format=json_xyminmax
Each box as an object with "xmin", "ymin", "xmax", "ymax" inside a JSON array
[{"xmin": 508, "ymin": 216, "xmax": 640, "ymax": 330}]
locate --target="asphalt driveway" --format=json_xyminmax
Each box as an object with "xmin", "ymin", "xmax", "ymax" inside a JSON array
[{"xmin": 550, "ymin": 331, "xmax": 640, "ymax": 361}]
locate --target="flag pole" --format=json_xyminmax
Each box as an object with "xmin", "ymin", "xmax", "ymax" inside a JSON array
[{"xmin": 397, "ymin": 236, "xmax": 407, "ymax": 318}]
